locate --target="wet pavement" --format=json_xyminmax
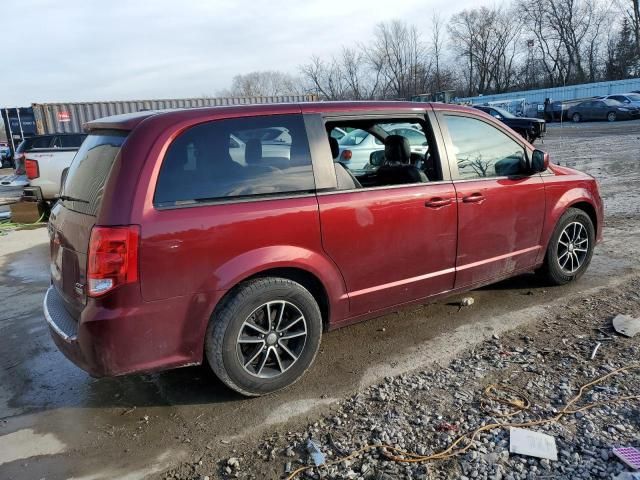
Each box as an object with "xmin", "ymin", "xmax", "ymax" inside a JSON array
[{"xmin": 1, "ymin": 120, "xmax": 639, "ymax": 479}]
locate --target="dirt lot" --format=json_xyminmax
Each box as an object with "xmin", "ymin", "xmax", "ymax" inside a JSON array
[{"xmin": 0, "ymin": 121, "xmax": 639, "ymax": 480}]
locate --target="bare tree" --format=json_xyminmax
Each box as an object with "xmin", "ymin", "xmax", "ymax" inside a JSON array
[
  {"xmin": 431, "ymin": 13, "xmax": 446, "ymax": 92},
  {"xmin": 616, "ymin": 0, "xmax": 640, "ymax": 51},
  {"xmin": 220, "ymin": 71, "xmax": 301, "ymax": 97},
  {"xmin": 519, "ymin": 0, "xmax": 610, "ymax": 86},
  {"xmin": 449, "ymin": 7, "xmax": 521, "ymax": 95},
  {"xmin": 366, "ymin": 20, "xmax": 433, "ymax": 99}
]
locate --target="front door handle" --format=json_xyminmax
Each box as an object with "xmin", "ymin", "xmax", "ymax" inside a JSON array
[
  {"xmin": 425, "ymin": 197, "xmax": 452, "ymax": 208},
  {"xmin": 462, "ymin": 193, "xmax": 485, "ymax": 203}
]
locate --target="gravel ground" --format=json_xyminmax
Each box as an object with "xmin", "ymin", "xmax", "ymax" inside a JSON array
[{"xmin": 164, "ymin": 276, "xmax": 640, "ymax": 480}]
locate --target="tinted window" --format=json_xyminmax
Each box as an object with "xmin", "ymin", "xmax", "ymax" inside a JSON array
[
  {"xmin": 62, "ymin": 131, "xmax": 127, "ymax": 215},
  {"xmin": 155, "ymin": 114, "xmax": 314, "ymax": 206},
  {"xmin": 18, "ymin": 135, "xmax": 55, "ymax": 151},
  {"xmin": 444, "ymin": 115, "xmax": 525, "ymax": 179}
]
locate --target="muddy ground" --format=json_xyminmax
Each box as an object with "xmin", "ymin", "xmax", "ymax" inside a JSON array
[{"xmin": 0, "ymin": 120, "xmax": 639, "ymax": 480}]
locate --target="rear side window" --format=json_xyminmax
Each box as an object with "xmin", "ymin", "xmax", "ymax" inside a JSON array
[
  {"xmin": 19, "ymin": 136, "xmax": 55, "ymax": 151},
  {"xmin": 55, "ymin": 134, "xmax": 87, "ymax": 148},
  {"xmin": 155, "ymin": 114, "xmax": 314, "ymax": 206},
  {"xmin": 62, "ymin": 130, "xmax": 127, "ymax": 215}
]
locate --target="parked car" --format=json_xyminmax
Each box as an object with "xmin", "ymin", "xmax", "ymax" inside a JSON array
[
  {"xmin": 473, "ymin": 106, "xmax": 546, "ymax": 143},
  {"xmin": 337, "ymin": 125, "xmax": 428, "ymax": 171},
  {"xmin": 604, "ymin": 93, "xmax": 640, "ymax": 108},
  {"xmin": 21, "ymin": 133, "xmax": 86, "ymax": 203},
  {"xmin": 0, "ymin": 142, "xmax": 11, "ymax": 168},
  {"xmin": 567, "ymin": 99, "xmax": 640, "ymax": 122},
  {"xmin": 330, "ymin": 127, "xmax": 347, "ymax": 140},
  {"xmin": 45, "ymin": 102, "xmax": 603, "ymax": 397}
]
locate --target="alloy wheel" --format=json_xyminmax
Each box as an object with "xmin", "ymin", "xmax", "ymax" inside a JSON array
[
  {"xmin": 236, "ymin": 301, "xmax": 308, "ymax": 379},
  {"xmin": 557, "ymin": 221, "xmax": 589, "ymax": 274}
]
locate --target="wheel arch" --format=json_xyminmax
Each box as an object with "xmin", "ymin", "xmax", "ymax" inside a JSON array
[
  {"xmin": 538, "ymin": 190, "xmax": 600, "ymax": 264},
  {"xmin": 569, "ymin": 200, "xmax": 598, "ymax": 233},
  {"xmin": 241, "ymin": 267, "xmax": 332, "ymax": 331},
  {"xmin": 210, "ymin": 246, "xmax": 349, "ymax": 331}
]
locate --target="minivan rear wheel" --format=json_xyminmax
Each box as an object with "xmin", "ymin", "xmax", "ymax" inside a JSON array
[
  {"xmin": 540, "ymin": 208, "xmax": 595, "ymax": 285},
  {"xmin": 205, "ymin": 277, "xmax": 322, "ymax": 396}
]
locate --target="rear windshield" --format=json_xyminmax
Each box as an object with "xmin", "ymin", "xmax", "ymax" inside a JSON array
[{"xmin": 61, "ymin": 130, "xmax": 127, "ymax": 216}]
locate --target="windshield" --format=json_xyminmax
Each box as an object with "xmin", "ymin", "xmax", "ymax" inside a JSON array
[
  {"xmin": 62, "ymin": 130, "xmax": 128, "ymax": 216},
  {"xmin": 626, "ymin": 94, "xmax": 640, "ymax": 101},
  {"xmin": 492, "ymin": 107, "xmax": 516, "ymax": 119},
  {"xmin": 339, "ymin": 129, "xmax": 369, "ymax": 146}
]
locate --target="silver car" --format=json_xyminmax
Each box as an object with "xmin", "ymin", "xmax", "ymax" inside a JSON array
[
  {"xmin": 604, "ymin": 93, "xmax": 640, "ymax": 108},
  {"xmin": 337, "ymin": 124, "xmax": 428, "ymax": 171}
]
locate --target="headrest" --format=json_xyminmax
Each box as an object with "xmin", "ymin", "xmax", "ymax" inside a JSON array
[
  {"xmin": 384, "ymin": 135, "xmax": 411, "ymax": 165},
  {"xmin": 329, "ymin": 136, "xmax": 339, "ymax": 159},
  {"xmin": 245, "ymin": 139, "xmax": 262, "ymax": 165}
]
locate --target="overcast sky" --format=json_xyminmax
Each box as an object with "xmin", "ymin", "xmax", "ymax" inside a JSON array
[{"xmin": 3, "ymin": 0, "xmax": 483, "ymax": 106}]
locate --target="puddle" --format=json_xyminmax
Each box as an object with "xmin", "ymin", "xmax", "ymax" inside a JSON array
[
  {"xmin": 0, "ymin": 428, "xmax": 66, "ymax": 465},
  {"xmin": 68, "ymin": 449, "xmax": 184, "ymax": 480}
]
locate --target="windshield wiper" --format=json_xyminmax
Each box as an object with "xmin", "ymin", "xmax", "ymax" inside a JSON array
[{"xmin": 58, "ymin": 194, "xmax": 89, "ymax": 204}]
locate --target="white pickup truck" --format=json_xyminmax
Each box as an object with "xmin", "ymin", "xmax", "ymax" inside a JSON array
[{"xmin": 22, "ymin": 134, "xmax": 86, "ymax": 202}]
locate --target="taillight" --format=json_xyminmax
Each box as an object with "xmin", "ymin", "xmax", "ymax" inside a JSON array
[
  {"xmin": 15, "ymin": 154, "xmax": 26, "ymax": 174},
  {"xmin": 25, "ymin": 159, "xmax": 39, "ymax": 179},
  {"xmin": 342, "ymin": 149, "xmax": 352, "ymax": 161},
  {"xmin": 87, "ymin": 226, "xmax": 140, "ymax": 297}
]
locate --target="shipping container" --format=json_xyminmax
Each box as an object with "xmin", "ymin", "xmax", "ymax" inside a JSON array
[
  {"xmin": 30, "ymin": 94, "xmax": 318, "ymax": 135},
  {"xmin": 2, "ymin": 107, "xmax": 37, "ymax": 153}
]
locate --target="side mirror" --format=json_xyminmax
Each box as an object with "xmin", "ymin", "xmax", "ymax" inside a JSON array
[
  {"xmin": 531, "ymin": 149, "xmax": 549, "ymax": 173},
  {"xmin": 370, "ymin": 150, "xmax": 385, "ymax": 167}
]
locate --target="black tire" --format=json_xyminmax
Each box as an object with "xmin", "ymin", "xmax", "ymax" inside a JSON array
[
  {"xmin": 572, "ymin": 113, "xmax": 581, "ymax": 123},
  {"xmin": 540, "ymin": 208, "xmax": 595, "ymax": 285},
  {"xmin": 607, "ymin": 111, "xmax": 617, "ymax": 122},
  {"xmin": 205, "ymin": 277, "xmax": 322, "ymax": 397}
]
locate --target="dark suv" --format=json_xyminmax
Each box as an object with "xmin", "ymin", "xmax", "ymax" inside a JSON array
[{"xmin": 45, "ymin": 102, "xmax": 602, "ymax": 396}]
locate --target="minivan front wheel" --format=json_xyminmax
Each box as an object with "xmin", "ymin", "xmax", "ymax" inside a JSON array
[
  {"xmin": 541, "ymin": 208, "xmax": 595, "ymax": 285},
  {"xmin": 206, "ymin": 277, "xmax": 322, "ymax": 396}
]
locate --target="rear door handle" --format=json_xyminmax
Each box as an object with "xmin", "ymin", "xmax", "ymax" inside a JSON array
[
  {"xmin": 425, "ymin": 197, "xmax": 452, "ymax": 208},
  {"xmin": 462, "ymin": 193, "xmax": 485, "ymax": 203}
]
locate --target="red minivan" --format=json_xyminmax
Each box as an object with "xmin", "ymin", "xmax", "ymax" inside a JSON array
[{"xmin": 44, "ymin": 102, "xmax": 603, "ymax": 396}]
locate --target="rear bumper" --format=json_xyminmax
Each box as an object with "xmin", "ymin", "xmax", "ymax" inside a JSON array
[
  {"xmin": 44, "ymin": 285, "xmax": 224, "ymax": 377},
  {"xmin": 23, "ymin": 186, "xmax": 44, "ymax": 203}
]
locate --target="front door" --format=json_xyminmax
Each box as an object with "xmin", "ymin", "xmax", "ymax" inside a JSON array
[{"xmin": 439, "ymin": 113, "xmax": 545, "ymax": 288}]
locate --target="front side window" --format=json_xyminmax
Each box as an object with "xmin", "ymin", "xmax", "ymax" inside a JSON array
[
  {"xmin": 155, "ymin": 114, "xmax": 314, "ymax": 206},
  {"xmin": 444, "ymin": 115, "xmax": 525, "ymax": 180}
]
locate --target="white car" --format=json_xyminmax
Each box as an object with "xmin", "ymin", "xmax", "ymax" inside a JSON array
[{"xmin": 337, "ymin": 124, "xmax": 428, "ymax": 171}]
